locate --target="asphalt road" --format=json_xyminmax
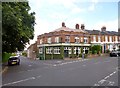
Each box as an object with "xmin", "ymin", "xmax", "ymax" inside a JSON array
[{"xmin": 2, "ymin": 56, "xmax": 119, "ymax": 87}]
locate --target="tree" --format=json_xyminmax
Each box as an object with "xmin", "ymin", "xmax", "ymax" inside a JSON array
[{"xmin": 2, "ymin": 2, "xmax": 35, "ymax": 53}]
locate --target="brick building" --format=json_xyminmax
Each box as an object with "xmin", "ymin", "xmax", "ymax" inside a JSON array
[
  {"xmin": 86, "ymin": 26, "xmax": 119, "ymax": 53},
  {"xmin": 37, "ymin": 22, "xmax": 119, "ymax": 60},
  {"xmin": 37, "ymin": 22, "xmax": 91, "ymax": 60},
  {"xmin": 27, "ymin": 41, "xmax": 38, "ymax": 59}
]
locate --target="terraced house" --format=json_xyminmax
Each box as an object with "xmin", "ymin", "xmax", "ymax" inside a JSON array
[
  {"xmin": 37, "ymin": 22, "xmax": 119, "ymax": 60},
  {"xmin": 86, "ymin": 26, "xmax": 119, "ymax": 53},
  {"xmin": 37, "ymin": 22, "xmax": 91, "ymax": 60}
]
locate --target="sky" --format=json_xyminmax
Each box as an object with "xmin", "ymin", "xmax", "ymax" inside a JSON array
[{"xmin": 26, "ymin": 0, "xmax": 119, "ymax": 48}]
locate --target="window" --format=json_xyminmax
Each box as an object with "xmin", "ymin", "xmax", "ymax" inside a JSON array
[
  {"xmin": 47, "ymin": 38, "xmax": 51, "ymax": 44},
  {"xmin": 65, "ymin": 36, "xmax": 70, "ymax": 43},
  {"xmin": 84, "ymin": 37, "xmax": 88, "ymax": 43},
  {"xmin": 40, "ymin": 39, "xmax": 43, "ymax": 44},
  {"xmin": 105, "ymin": 36, "xmax": 108, "ymax": 42},
  {"xmin": 93, "ymin": 36, "xmax": 96, "ymax": 42},
  {"xmin": 54, "ymin": 47, "xmax": 60, "ymax": 54},
  {"xmin": 75, "ymin": 37, "xmax": 79, "ymax": 43},
  {"xmin": 74, "ymin": 47, "xmax": 81, "ymax": 54},
  {"xmin": 64, "ymin": 47, "xmax": 71, "ymax": 54},
  {"xmin": 98, "ymin": 36, "xmax": 101, "ymax": 42},
  {"xmin": 46, "ymin": 47, "xmax": 52, "ymax": 54},
  {"xmin": 110, "ymin": 36, "xmax": 112, "ymax": 42},
  {"xmin": 55, "ymin": 37, "xmax": 59, "ymax": 43},
  {"xmin": 39, "ymin": 47, "xmax": 43, "ymax": 54},
  {"xmin": 115, "ymin": 36, "xmax": 118, "ymax": 41}
]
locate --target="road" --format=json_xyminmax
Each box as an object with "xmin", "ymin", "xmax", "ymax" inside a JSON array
[{"xmin": 2, "ymin": 56, "xmax": 119, "ymax": 87}]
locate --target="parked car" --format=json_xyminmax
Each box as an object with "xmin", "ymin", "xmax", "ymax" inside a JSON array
[
  {"xmin": 8, "ymin": 56, "xmax": 20, "ymax": 66},
  {"xmin": 110, "ymin": 50, "xmax": 120, "ymax": 57}
]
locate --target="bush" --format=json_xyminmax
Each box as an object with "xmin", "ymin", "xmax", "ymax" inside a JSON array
[
  {"xmin": 79, "ymin": 53, "xmax": 82, "ymax": 57},
  {"xmin": 94, "ymin": 50, "xmax": 97, "ymax": 54},
  {"xmin": 84, "ymin": 54, "xmax": 88, "ymax": 58},
  {"xmin": 11, "ymin": 53, "xmax": 16, "ymax": 56},
  {"xmin": 2, "ymin": 52, "xmax": 11, "ymax": 63},
  {"xmin": 22, "ymin": 52, "xmax": 27, "ymax": 57},
  {"xmin": 89, "ymin": 51, "xmax": 92, "ymax": 54},
  {"xmin": 91, "ymin": 45, "xmax": 102, "ymax": 54},
  {"xmin": 106, "ymin": 49, "xmax": 110, "ymax": 53}
]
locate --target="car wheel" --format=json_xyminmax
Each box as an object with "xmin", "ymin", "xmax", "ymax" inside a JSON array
[{"xmin": 17, "ymin": 62, "xmax": 20, "ymax": 65}]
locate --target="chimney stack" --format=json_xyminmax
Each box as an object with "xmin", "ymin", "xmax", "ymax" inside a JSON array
[
  {"xmin": 101, "ymin": 26, "xmax": 106, "ymax": 32},
  {"xmin": 75, "ymin": 24, "xmax": 79, "ymax": 29},
  {"xmin": 62, "ymin": 22, "xmax": 66, "ymax": 27},
  {"xmin": 81, "ymin": 24, "xmax": 85, "ymax": 30}
]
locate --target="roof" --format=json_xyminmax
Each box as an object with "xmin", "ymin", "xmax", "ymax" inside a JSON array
[
  {"xmin": 85, "ymin": 30, "xmax": 118, "ymax": 36},
  {"xmin": 52, "ymin": 27, "xmax": 88, "ymax": 33}
]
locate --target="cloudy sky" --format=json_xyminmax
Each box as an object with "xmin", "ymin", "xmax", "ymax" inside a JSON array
[{"xmin": 27, "ymin": 0, "xmax": 119, "ymax": 47}]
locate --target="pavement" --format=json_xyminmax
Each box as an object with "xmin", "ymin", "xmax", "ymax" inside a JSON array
[{"xmin": 1, "ymin": 56, "xmax": 119, "ymax": 87}]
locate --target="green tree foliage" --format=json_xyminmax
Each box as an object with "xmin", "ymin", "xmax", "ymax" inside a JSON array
[
  {"xmin": 91, "ymin": 45, "xmax": 101, "ymax": 54},
  {"xmin": 2, "ymin": 2, "xmax": 35, "ymax": 53}
]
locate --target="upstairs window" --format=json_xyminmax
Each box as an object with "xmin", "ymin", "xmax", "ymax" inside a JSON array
[
  {"xmin": 110, "ymin": 36, "xmax": 112, "ymax": 42},
  {"xmin": 47, "ymin": 38, "xmax": 51, "ymax": 44},
  {"xmin": 40, "ymin": 39, "xmax": 43, "ymax": 44},
  {"xmin": 84, "ymin": 37, "xmax": 88, "ymax": 43},
  {"xmin": 98, "ymin": 36, "xmax": 101, "ymax": 42},
  {"xmin": 75, "ymin": 37, "xmax": 79, "ymax": 43},
  {"xmin": 65, "ymin": 36, "xmax": 70, "ymax": 43},
  {"xmin": 105, "ymin": 36, "xmax": 108, "ymax": 42},
  {"xmin": 55, "ymin": 37, "xmax": 59, "ymax": 43},
  {"xmin": 93, "ymin": 35, "xmax": 96, "ymax": 42}
]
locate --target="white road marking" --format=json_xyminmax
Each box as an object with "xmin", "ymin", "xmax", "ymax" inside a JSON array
[
  {"xmin": 82, "ymin": 65, "xmax": 86, "ymax": 67},
  {"xmin": 27, "ymin": 69, "xmax": 33, "ymax": 72},
  {"xmin": 53, "ymin": 64, "xmax": 57, "ymax": 66},
  {"xmin": 28, "ymin": 65, "xmax": 32, "ymax": 67},
  {"xmin": 94, "ymin": 84, "xmax": 100, "ymax": 86},
  {"xmin": 3, "ymin": 77, "xmax": 35, "ymax": 86},
  {"xmin": 104, "ymin": 60, "xmax": 111, "ymax": 63},
  {"xmin": 36, "ymin": 75, "xmax": 41, "ymax": 78},
  {"xmin": 98, "ymin": 79, "xmax": 106, "ymax": 84},
  {"xmin": 108, "ymin": 81, "xmax": 115, "ymax": 86},
  {"xmin": 94, "ymin": 62, "xmax": 101, "ymax": 64},
  {"xmin": 93, "ymin": 70, "xmax": 117, "ymax": 86}
]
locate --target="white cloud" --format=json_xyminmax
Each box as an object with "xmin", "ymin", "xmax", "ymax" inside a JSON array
[
  {"xmin": 88, "ymin": 0, "xmax": 98, "ymax": 11},
  {"xmin": 91, "ymin": 19, "xmax": 118, "ymax": 31},
  {"xmin": 71, "ymin": 7, "xmax": 86, "ymax": 14}
]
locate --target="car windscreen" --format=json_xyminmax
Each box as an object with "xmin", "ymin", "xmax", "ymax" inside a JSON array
[{"xmin": 9, "ymin": 57, "xmax": 18, "ymax": 60}]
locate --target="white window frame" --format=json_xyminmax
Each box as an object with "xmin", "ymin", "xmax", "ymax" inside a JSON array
[
  {"xmin": 98, "ymin": 36, "xmax": 101, "ymax": 42},
  {"xmin": 55, "ymin": 37, "xmax": 59, "ymax": 43},
  {"xmin": 39, "ymin": 47, "xmax": 43, "ymax": 54},
  {"xmin": 75, "ymin": 37, "xmax": 79, "ymax": 43},
  {"xmin": 65, "ymin": 36, "xmax": 70, "ymax": 43},
  {"xmin": 47, "ymin": 38, "xmax": 51, "ymax": 44},
  {"xmin": 54, "ymin": 47, "xmax": 60, "ymax": 54},
  {"xmin": 84, "ymin": 37, "xmax": 88, "ymax": 43},
  {"xmin": 105, "ymin": 36, "xmax": 108, "ymax": 42},
  {"xmin": 110, "ymin": 36, "xmax": 112, "ymax": 42},
  {"xmin": 115, "ymin": 36, "xmax": 118, "ymax": 42},
  {"xmin": 46, "ymin": 47, "xmax": 52, "ymax": 54},
  {"xmin": 93, "ymin": 36, "xmax": 96, "ymax": 42},
  {"xmin": 40, "ymin": 39, "xmax": 43, "ymax": 44}
]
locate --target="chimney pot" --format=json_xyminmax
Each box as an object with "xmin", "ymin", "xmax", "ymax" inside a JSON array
[
  {"xmin": 62, "ymin": 22, "xmax": 66, "ymax": 27},
  {"xmin": 101, "ymin": 26, "xmax": 106, "ymax": 32},
  {"xmin": 81, "ymin": 24, "xmax": 85, "ymax": 30},
  {"xmin": 75, "ymin": 24, "xmax": 79, "ymax": 29}
]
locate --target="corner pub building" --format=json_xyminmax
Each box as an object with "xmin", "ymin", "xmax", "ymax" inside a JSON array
[
  {"xmin": 37, "ymin": 22, "xmax": 91, "ymax": 60},
  {"xmin": 37, "ymin": 22, "xmax": 119, "ymax": 60}
]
